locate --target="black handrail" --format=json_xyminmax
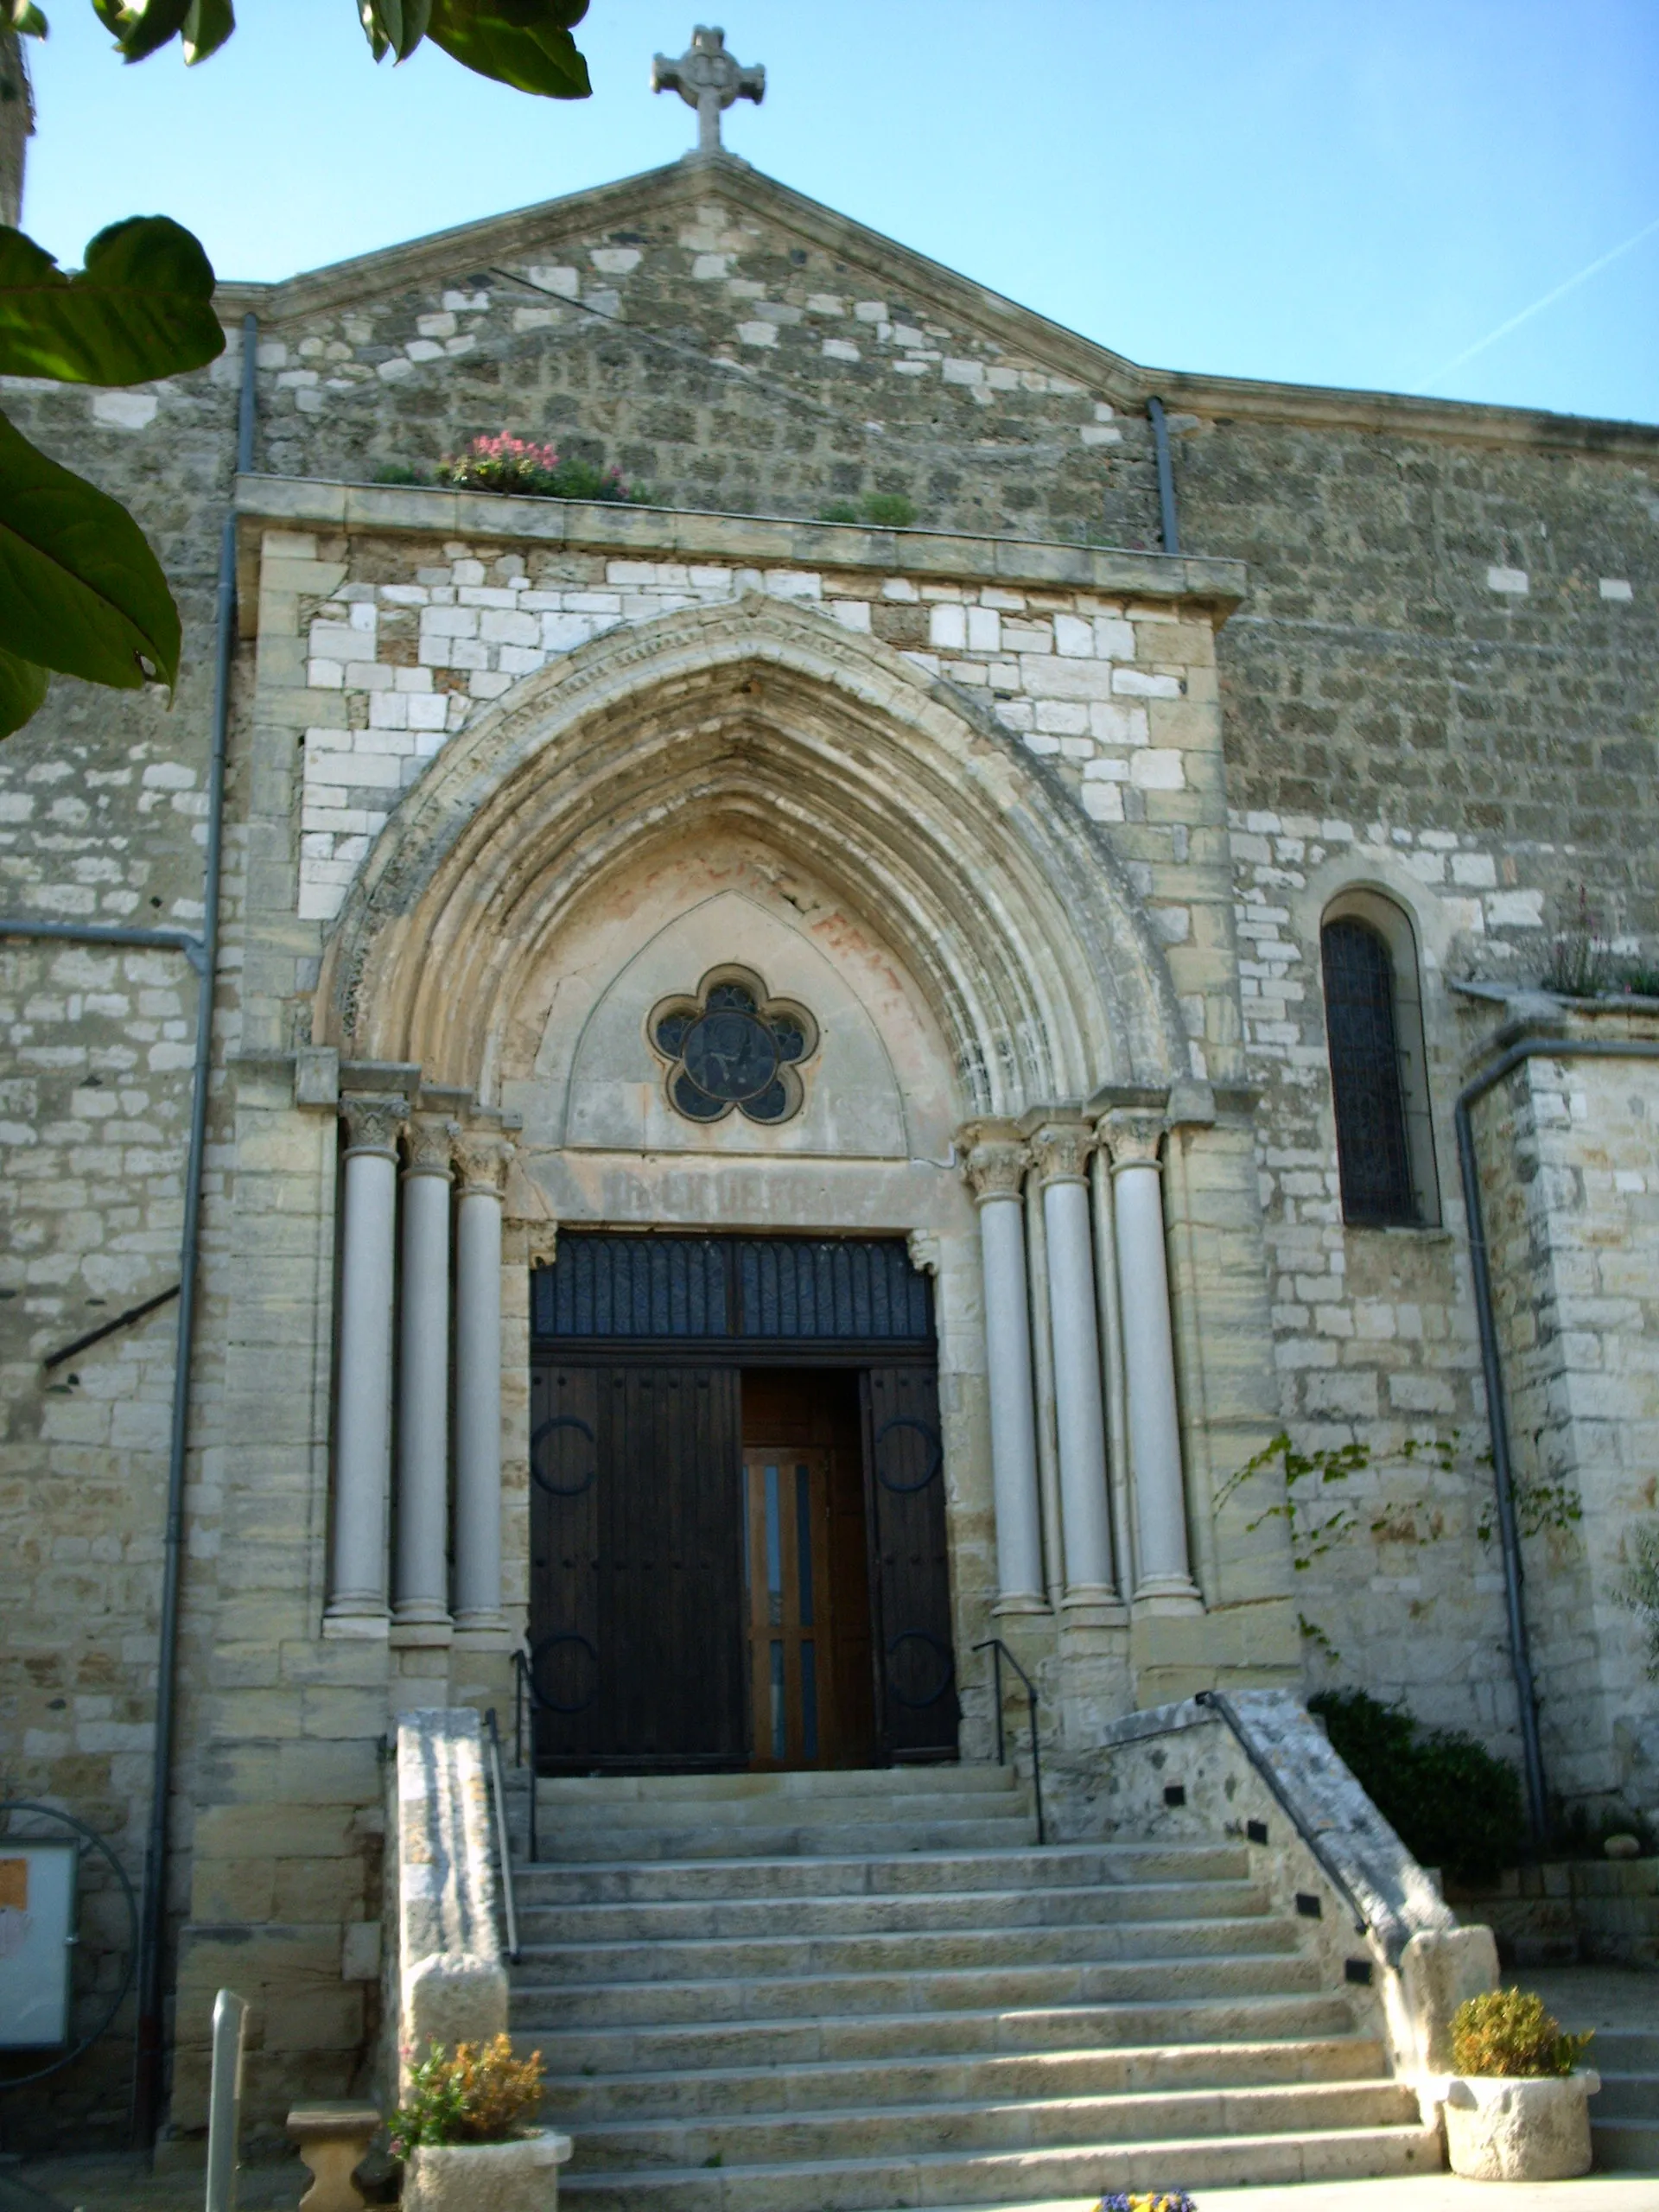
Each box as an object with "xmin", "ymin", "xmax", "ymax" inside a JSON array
[
  {"xmin": 1195, "ymin": 1690, "xmax": 1369, "ymax": 1940},
  {"xmin": 482, "ymin": 1707, "xmax": 520, "ymax": 1962},
  {"xmin": 512, "ymin": 1649, "xmax": 539, "ymax": 1864},
  {"xmin": 972, "ymin": 1638, "xmax": 1045, "ymax": 1846}
]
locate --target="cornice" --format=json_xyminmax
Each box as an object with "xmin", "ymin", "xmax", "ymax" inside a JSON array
[{"xmin": 233, "ymin": 472, "xmax": 1248, "ymax": 629}]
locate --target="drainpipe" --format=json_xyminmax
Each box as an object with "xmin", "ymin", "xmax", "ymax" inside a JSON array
[
  {"xmin": 1147, "ymin": 395, "xmax": 1180, "ymax": 557},
  {"xmin": 1453, "ymin": 1027, "xmax": 1659, "ymax": 1849},
  {"xmin": 134, "ymin": 308, "xmax": 255, "ymax": 2148}
]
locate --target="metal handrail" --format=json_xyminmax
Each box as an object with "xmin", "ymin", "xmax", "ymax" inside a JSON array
[
  {"xmin": 1194, "ymin": 1690, "xmax": 1370, "ymax": 1941},
  {"xmin": 482, "ymin": 1707, "xmax": 521, "ymax": 1962},
  {"xmin": 972, "ymin": 1638, "xmax": 1045, "ymax": 1846},
  {"xmin": 511, "ymin": 1650, "xmax": 539, "ymax": 1865}
]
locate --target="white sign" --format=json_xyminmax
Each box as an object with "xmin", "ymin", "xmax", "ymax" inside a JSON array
[{"xmin": 0, "ymin": 1840, "xmax": 76, "ymax": 2049}]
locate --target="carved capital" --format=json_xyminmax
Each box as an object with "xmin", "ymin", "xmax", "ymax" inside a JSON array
[
  {"xmin": 340, "ymin": 1093, "xmax": 405, "ymax": 1157},
  {"xmin": 1028, "ymin": 1117, "xmax": 1095, "ymax": 1187},
  {"xmin": 404, "ymin": 1114, "xmax": 457, "ymax": 1179},
  {"xmin": 1099, "ymin": 1106, "xmax": 1165, "ymax": 1174},
  {"xmin": 960, "ymin": 1122, "xmax": 1030, "ymax": 1205},
  {"xmin": 454, "ymin": 1130, "xmax": 512, "ymax": 1198},
  {"xmin": 906, "ymin": 1228, "xmax": 941, "ymax": 1278}
]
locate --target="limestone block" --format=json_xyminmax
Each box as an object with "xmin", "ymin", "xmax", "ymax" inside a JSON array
[
  {"xmin": 1396, "ymin": 1924, "xmax": 1498, "ymax": 2071},
  {"xmin": 404, "ymin": 1951, "xmax": 508, "ymax": 2052},
  {"xmin": 1441, "ymin": 2072, "xmax": 1599, "ymax": 2181},
  {"xmin": 403, "ymin": 2132, "xmax": 572, "ymax": 2212}
]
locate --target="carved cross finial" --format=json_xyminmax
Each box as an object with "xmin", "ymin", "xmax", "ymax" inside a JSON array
[{"xmin": 652, "ymin": 25, "xmax": 765, "ymax": 156}]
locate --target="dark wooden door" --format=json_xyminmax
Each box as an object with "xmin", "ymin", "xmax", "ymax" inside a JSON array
[
  {"xmin": 529, "ymin": 1361, "xmax": 746, "ymax": 1769},
  {"xmin": 862, "ymin": 1364, "xmax": 959, "ymax": 1760}
]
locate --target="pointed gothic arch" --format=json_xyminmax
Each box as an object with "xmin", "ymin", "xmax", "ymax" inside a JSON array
[{"xmin": 314, "ymin": 591, "xmax": 1189, "ymax": 1112}]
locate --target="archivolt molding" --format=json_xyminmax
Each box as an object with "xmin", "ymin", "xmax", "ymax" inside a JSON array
[{"xmin": 314, "ymin": 592, "xmax": 1189, "ymax": 1116}]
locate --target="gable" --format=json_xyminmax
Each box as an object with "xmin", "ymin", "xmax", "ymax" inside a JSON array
[{"xmin": 226, "ymin": 155, "xmax": 1160, "ymax": 550}]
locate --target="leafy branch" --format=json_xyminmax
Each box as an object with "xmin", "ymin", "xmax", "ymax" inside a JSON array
[{"xmin": 0, "ymin": 2, "xmax": 594, "ymax": 736}]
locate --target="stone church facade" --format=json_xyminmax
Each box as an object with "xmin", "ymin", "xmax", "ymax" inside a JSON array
[{"xmin": 2, "ymin": 87, "xmax": 1656, "ymax": 2146}]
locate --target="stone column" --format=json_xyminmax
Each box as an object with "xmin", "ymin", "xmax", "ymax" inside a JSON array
[
  {"xmin": 327, "ymin": 1094, "xmax": 404, "ymax": 1630},
  {"xmin": 961, "ymin": 1123, "xmax": 1046, "ymax": 1614},
  {"xmin": 394, "ymin": 1115, "xmax": 455, "ymax": 1635},
  {"xmin": 1101, "ymin": 1107, "xmax": 1202, "ymax": 1611},
  {"xmin": 1030, "ymin": 1118, "xmax": 1118, "ymax": 1612},
  {"xmin": 453, "ymin": 1130, "xmax": 510, "ymax": 1636}
]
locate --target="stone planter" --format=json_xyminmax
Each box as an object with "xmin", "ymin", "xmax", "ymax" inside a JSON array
[
  {"xmin": 402, "ymin": 2128, "xmax": 573, "ymax": 2212},
  {"xmin": 1440, "ymin": 2071, "xmax": 1600, "ymax": 2180}
]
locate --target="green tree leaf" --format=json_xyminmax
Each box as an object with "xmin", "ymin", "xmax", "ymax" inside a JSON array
[
  {"xmin": 0, "ymin": 216, "xmax": 224, "ymax": 383},
  {"xmin": 426, "ymin": 0, "xmax": 590, "ymax": 97},
  {"xmin": 181, "ymin": 0, "xmax": 233, "ymax": 62},
  {"xmin": 0, "ymin": 408, "xmax": 181, "ymax": 692},
  {"xmin": 7, "ymin": 4, "xmax": 48, "ymax": 35},
  {"xmin": 359, "ymin": 0, "xmax": 431, "ymax": 63},
  {"xmin": 99, "ymin": 0, "xmax": 194, "ymax": 62},
  {"xmin": 0, "ymin": 644, "xmax": 50, "ymax": 737}
]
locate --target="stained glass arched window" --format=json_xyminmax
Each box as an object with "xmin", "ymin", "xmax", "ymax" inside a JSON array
[
  {"xmin": 648, "ymin": 968, "xmax": 818, "ymax": 1128},
  {"xmin": 1321, "ymin": 914, "xmax": 1420, "ymax": 1225}
]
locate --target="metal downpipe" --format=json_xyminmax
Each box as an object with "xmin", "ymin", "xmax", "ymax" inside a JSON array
[
  {"xmin": 131, "ymin": 311, "xmax": 258, "ymax": 2147},
  {"xmin": 1453, "ymin": 1029, "xmax": 1659, "ymax": 1849},
  {"xmin": 1147, "ymin": 395, "xmax": 1180, "ymax": 557}
]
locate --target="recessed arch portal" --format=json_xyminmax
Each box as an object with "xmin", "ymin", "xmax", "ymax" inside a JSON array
[{"xmin": 315, "ymin": 593, "xmax": 1188, "ymax": 1116}]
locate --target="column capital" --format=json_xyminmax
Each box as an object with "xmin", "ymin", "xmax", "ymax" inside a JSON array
[
  {"xmin": 454, "ymin": 1128, "xmax": 513, "ymax": 1197},
  {"xmin": 1027, "ymin": 1116, "xmax": 1096, "ymax": 1188},
  {"xmin": 1098, "ymin": 1106, "xmax": 1165, "ymax": 1174},
  {"xmin": 404, "ymin": 1113, "xmax": 458, "ymax": 1179},
  {"xmin": 340, "ymin": 1092, "xmax": 405, "ymax": 1157},
  {"xmin": 958, "ymin": 1119, "xmax": 1029, "ymax": 1205}
]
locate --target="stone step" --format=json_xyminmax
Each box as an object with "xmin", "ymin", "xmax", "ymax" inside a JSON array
[
  {"xmin": 530, "ymin": 1814, "xmax": 1037, "ymax": 1861},
  {"xmin": 1592, "ymin": 2070, "xmax": 1659, "ymax": 2120},
  {"xmin": 512, "ymin": 1911, "xmax": 1292, "ymax": 1989},
  {"xmin": 563, "ymin": 2076, "xmax": 1422, "ymax": 2173},
  {"xmin": 556, "ymin": 2120, "xmax": 1443, "ymax": 2212},
  {"xmin": 512, "ymin": 1992, "xmax": 1362, "ymax": 2077},
  {"xmin": 1592, "ymin": 2115, "xmax": 1659, "ymax": 2171},
  {"xmin": 516, "ymin": 1876, "xmax": 1270, "ymax": 1944},
  {"xmin": 537, "ymin": 2034, "xmax": 1389, "ymax": 2124},
  {"xmin": 511, "ymin": 1948, "xmax": 1324, "ymax": 2031},
  {"xmin": 534, "ymin": 1766, "xmax": 1020, "ymax": 1805},
  {"xmin": 1592, "ymin": 2028, "xmax": 1659, "ymax": 2073},
  {"xmin": 537, "ymin": 1791, "xmax": 1029, "ymax": 1834},
  {"xmin": 514, "ymin": 1841, "xmax": 1251, "ymax": 1904}
]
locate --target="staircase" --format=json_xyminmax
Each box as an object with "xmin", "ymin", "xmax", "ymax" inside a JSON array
[
  {"xmin": 509, "ymin": 1766, "xmax": 1440, "ymax": 2209},
  {"xmin": 1592, "ymin": 2025, "xmax": 1659, "ymax": 2173}
]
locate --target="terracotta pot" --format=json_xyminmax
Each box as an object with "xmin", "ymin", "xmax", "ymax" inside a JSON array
[
  {"xmin": 1441, "ymin": 2070, "xmax": 1599, "ymax": 2181},
  {"xmin": 402, "ymin": 2127, "xmax": 573, "ymax": 2212}
]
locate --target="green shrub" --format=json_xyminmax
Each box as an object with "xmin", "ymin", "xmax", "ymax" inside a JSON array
[
  {"xmin": 436, "ymin": 435, "xmax": 636, "ymax": 502},
  {"xmin": 1452, "ymin": 1988, "xmax": 1593, "ymax": 2078},
  {"xmin": 372, "ymin": 461, "xmax": 429, "ymax": 486},
  {"xmin": 390, "ymin": 2034, "xmax": 545, "ymax": 2154},
  {"xmin": 817, "ymin": 492, "xmax": 918, "ymax": 528},
  {"xmin": 1309, "ymin": 1688, "xmax": 1525, "ymax": 1882}
]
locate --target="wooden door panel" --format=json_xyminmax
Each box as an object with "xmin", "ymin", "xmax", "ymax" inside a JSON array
[
  {"xmin": 743, "ymin": 1444, "xmax": 830, "ymax": 1767},
  {"xmin": 864, "ymin": 1364, "xmax": 959, "ymax": 1760},
  {"xmin": 530, "ymin": 1360, "xmax": 744, "ymax": 1768}
]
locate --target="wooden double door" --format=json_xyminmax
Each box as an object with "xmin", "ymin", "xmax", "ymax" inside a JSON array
[{"xmin": 528, "ymin": 1361, "xmax": 957, "ymax": 1772}]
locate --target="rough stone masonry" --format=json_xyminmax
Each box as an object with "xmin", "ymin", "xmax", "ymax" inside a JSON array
[{"xmin": 0, "ymin": 62, "xmax": 1656, "ymax": 2159}]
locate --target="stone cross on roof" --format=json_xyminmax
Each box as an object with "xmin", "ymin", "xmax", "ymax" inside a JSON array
[{"xmin": 652, "ymin": 25, "xmax": 765, "ymax": 156}]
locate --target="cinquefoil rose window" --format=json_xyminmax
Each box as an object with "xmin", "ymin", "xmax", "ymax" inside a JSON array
[{"xmin": 648, "ymin": 968, "xmax": 818, "ymax": 1126}]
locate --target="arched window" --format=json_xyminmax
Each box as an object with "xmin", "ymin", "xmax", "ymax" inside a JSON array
[{"xmin": 1321, "ymin": 893, "xmax": 1440, "ymax": 1228}]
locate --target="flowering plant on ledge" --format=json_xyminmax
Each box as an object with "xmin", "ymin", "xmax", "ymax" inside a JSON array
[
  {"xmin": 436, "ymin": 433, "xmax": 637, "ymax": 502},
  {"xmin": 1096, "ymin": 2194, "xmax": 1199, "ymax": 2211}
]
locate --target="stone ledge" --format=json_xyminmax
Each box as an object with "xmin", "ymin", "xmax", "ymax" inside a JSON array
[{"xmin": 233, "ymin": 474, "xmax": 1249, "ymax": 623}]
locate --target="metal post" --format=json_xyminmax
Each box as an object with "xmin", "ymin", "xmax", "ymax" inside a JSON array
[{"xmin": 203, "ymin": 1988, "xmax": 248, "ymax": 2212}]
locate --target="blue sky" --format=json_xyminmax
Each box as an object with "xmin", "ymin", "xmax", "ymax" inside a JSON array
[{"xmin": 16, "ymin": 1, "xmax": 1659, "ymax": 423}]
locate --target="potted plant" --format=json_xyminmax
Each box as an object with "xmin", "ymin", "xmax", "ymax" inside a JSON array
[
  {"xmin": 1096, "ymin": 2196, "xmax": 1198, "ymax": 2210},
  {"xmin": 391, "ymin": 2034, "xmax": 572, "ymax": 2211},
  {"xmin": 1439, "ymin": 1987, "xmax": 1599, "ymax": 2181}
]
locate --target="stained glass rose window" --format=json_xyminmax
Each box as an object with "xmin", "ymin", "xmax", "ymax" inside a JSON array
[{"xmin": 648, "ymin": 968, "xmax": 818, "ymax": 1126}]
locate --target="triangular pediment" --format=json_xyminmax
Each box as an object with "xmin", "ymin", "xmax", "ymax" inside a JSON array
[{"xmin": 218, "ymin": 149, "xmax": 1148, "ymax": 409}]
